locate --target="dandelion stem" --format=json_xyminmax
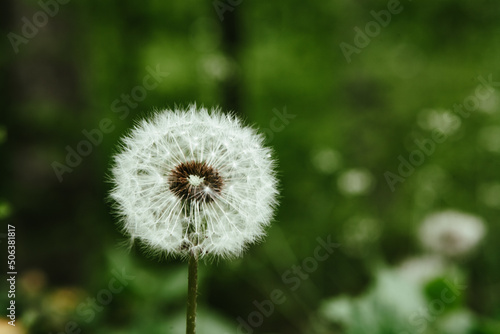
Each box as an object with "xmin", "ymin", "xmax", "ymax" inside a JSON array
[{"xmin": 186, "ymin": 250, "xmax": 198, "ymax": 334}]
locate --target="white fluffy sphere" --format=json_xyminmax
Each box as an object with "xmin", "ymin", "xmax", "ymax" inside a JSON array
[
  {"xmin": 110, "ymin": 105, "xmax": 279, "ymax": 259},
  {"xmin": 418, "ymin": 210, "xmax": 486, "ymax": 257}
]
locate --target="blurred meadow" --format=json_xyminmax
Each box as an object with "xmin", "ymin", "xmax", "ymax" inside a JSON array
[{"xmin": 1, "ymin": 0, "xmax": 500, "ymax": 333}]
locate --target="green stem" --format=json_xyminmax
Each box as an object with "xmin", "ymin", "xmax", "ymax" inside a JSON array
[{"xmin": 186, "ymin": 251, "xmax": 198, "ymax": 334}]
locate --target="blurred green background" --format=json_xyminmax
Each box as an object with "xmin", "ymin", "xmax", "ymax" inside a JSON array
[{"xmin": 1, "ymin": 0, "xmax": 500, "ymax": 333}]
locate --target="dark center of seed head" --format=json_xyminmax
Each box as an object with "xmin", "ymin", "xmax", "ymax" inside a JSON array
[{"xmin": 169, "ymin": 161, "xmax": 223, "ymax": 203}]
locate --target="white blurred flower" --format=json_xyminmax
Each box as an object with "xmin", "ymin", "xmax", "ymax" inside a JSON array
[
  {"xmin": 110, "ymin": 105, "xmax": 279, "ymax": 259},
  {"xmin": 198, "ymin": 54, "xmax": 233, "ymax": 81},
  {"xmin": 437, "ymin": 309, "xmax": 475, "ymax": 334},
  {"xmin": 319, "ymin": 295, "xmax": 352, "ymax": 325},
  {"xmin": 337, "ymin": 168, "xmax": 374, "ymax": 196},
  {"xmin": 320, "ymin": 269, "xmax": 426, "ymax": 333},
  {"xmin": 311, "ymin": 148, "xmax": 341, "ymax": 174},
  {"xmin": 396, "ymin": 255, "xmax": 446, "ymax": 285},
  {"xmin": 418, "ymin": 109, "xmax": 461, "ymax": 136},
  {"xmin": 418, "ymin": 210, "xmax": 486, "ymax": 257},
  {"xmin": 371, "ymin": 269, "xmax": 426, "ymax": 318}
]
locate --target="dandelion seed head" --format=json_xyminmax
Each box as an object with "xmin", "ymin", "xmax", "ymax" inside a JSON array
[
  {"xmin": 110, "ymin": 105, "xmax": 279, "ymax": 259},
  {"xmin": 418, "ymin": 210, "xmax": 486, "ymax": 257}
]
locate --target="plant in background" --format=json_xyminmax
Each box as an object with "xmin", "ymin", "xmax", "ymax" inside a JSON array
[
  {"xmin": 418, "ymin": 210, "xmax": 486, "ymax": 258},
  {"xmin": 109, "ymin": 105, "xmax": 279, "ymax": 334}
]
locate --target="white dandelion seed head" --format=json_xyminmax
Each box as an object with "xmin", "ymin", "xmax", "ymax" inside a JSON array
[
  {"xmin": 418, "ymin": 210, "xmax": 486, "ymax": 257},
  {"xmin": 110, "ymin": 105, "xmax": 279, "ymax": 259}
]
